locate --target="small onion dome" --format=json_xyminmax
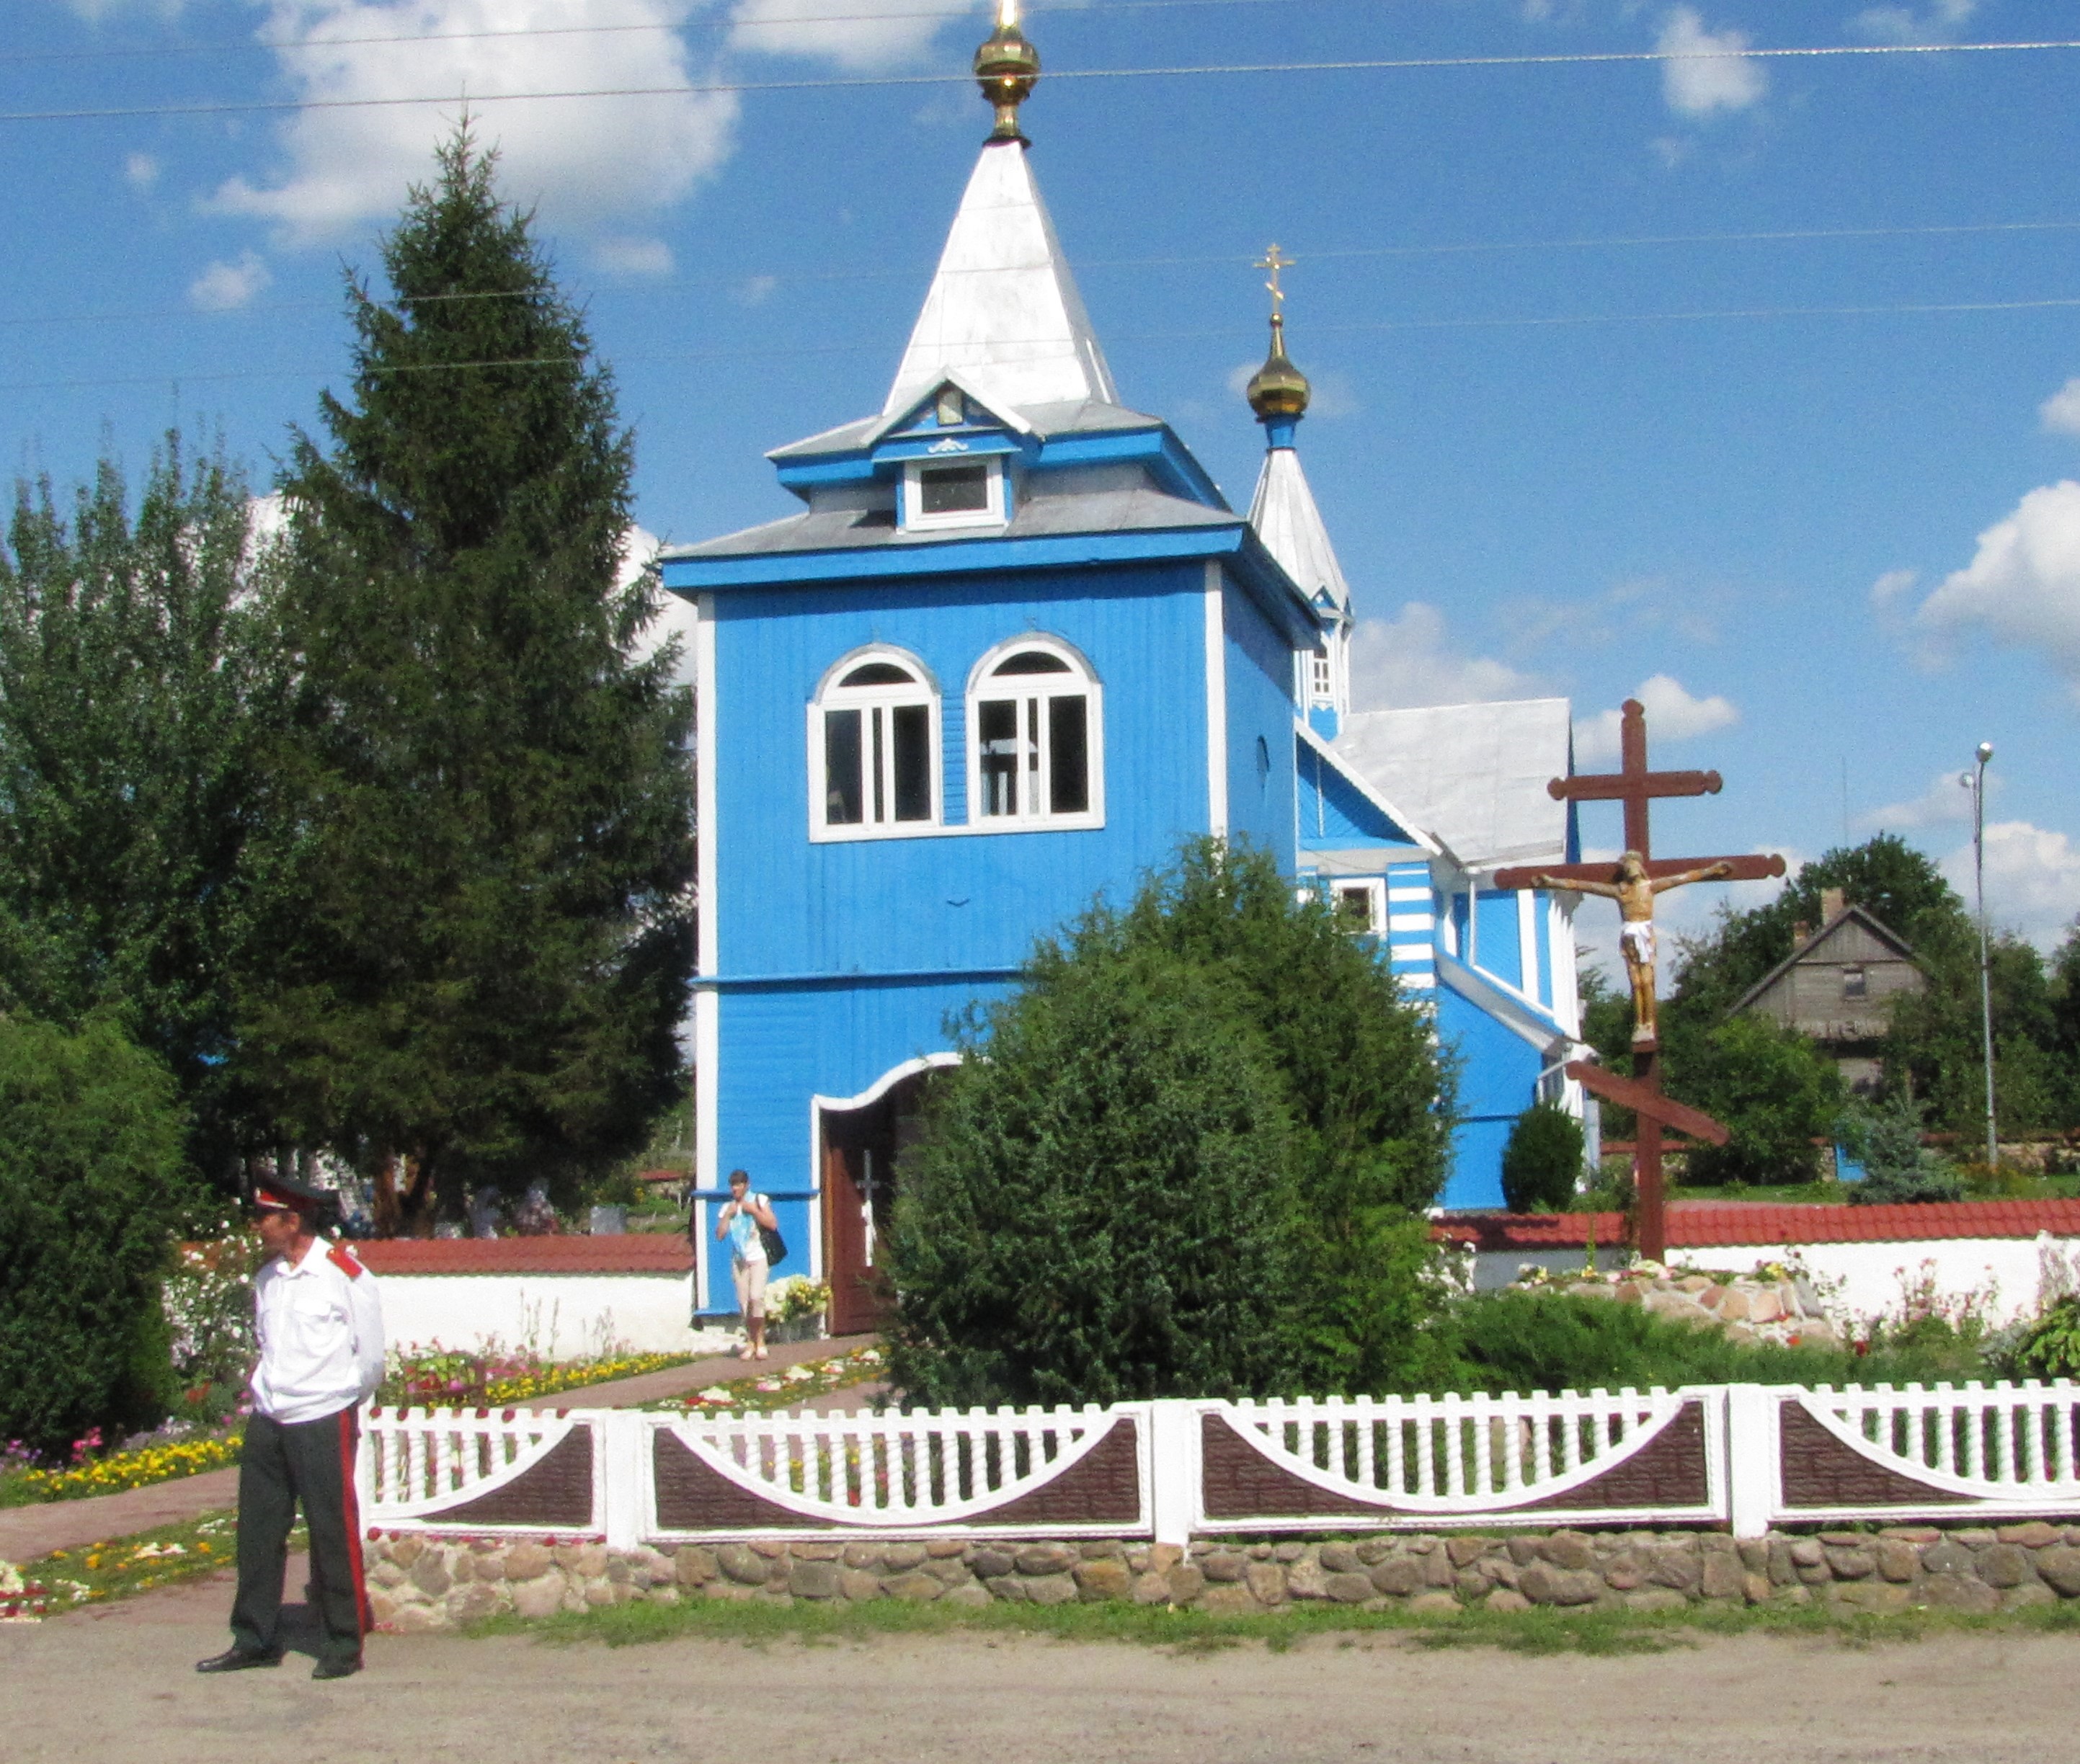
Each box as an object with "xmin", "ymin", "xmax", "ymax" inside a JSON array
[
  {"xmin": 1245, "ymin": 313, "xmax": 1311, "ymax": 422},
  {"xmin": 974, "ymin": 6, "xmax": 1041, "ymax": 143}
]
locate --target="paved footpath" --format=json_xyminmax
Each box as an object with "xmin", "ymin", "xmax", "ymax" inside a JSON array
[
  {"xmin": 2, "ymin": 1576, "xmax": 2075, "ymax": 1764},
  {"xmin": 0, "ymin": 1334, "xmax": 879, "ymax": 1564}
]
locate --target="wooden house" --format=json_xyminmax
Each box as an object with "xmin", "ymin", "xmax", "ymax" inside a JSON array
[{"xmin": 1732, "ymin": 889, "xmax": 1924, "ymax": 1094}]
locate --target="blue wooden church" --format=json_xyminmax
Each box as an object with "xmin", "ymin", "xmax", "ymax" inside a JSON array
[{"xmin": 660, "ymin": 12, "xmax": 1585, "ymax": 1329}]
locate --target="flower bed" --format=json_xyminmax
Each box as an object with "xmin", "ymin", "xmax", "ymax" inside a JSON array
[
  {"xmin": 641, "ymin": 1343, "xmax": 885, "ymax": 1415},
  {"xmin": 375, "ymin": 1344, "xmax": 697, "ymax": 1409},
  {"xmin": 1, "ymin": 1432, "xmax": 244, "ymax": 1507},
  {"xmin": 1, "ymin": 1510, "xmax": 277, "ymax": 1621}
]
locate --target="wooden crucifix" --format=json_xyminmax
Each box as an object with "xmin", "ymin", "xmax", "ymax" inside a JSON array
[{"xmin": 1494, "ymin": 698, "xmax": 1785, "ymax": 1263}]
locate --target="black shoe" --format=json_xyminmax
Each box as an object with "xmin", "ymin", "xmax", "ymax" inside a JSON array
[
  {"xmin": 311, "ymin": 1657, "xmax": 362, "ymax": 1681},
  {"xmin": 195, "ymin": 1647, "xmax": 282, "ymax": 1673}
]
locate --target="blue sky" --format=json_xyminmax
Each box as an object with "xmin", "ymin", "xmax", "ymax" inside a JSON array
[{"xmin": 6, "ymin": 0, "xmax": 2079, "ymax": 959}]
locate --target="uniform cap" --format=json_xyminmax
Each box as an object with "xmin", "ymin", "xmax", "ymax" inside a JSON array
[{"xmin": 253, "ymin": 1172, "xmax": 327, "ymax": 1214}]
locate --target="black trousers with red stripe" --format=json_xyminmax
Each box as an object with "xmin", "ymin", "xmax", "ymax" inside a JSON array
[{"xmin": 231, "ymin": 1408, "xmax": 369, "ymax": 1668}]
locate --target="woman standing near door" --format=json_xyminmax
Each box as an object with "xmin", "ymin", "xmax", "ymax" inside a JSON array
[{"xmin": 714, "ymin": 1168, "xmax": 778, "ymax": 1358}]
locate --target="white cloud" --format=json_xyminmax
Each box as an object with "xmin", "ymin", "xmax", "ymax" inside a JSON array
[
  {"xmin": 729, "ymin": 0, "xmax": 971, "ymax": 74},
  {"xmin": 1862, "ymin": 768, "xmax": 1978, "ymax": 832},
  {"xmin": 1851, "ymin": 1, "xmax": 1978, "ymax": 45},
  {"xmin": 2040, "ymin": 378, "xmax": 2080, "ymax": 436},
  {"xmin": 1942, "ymin": 820, "xmax": 2080, "ymax": 950},
  {"xmin": 1871, "ymin": 566, "xmax": 1918, "ymax": 607},
  {"xmin": 208, "ymin": 0, "xmax": 739, "ymax": 245},
  {"xmin": 1347, "ymin": 602, "xmax": 1541, "ymax": 711},
  {"xmin": 124, "ymin": 152, "xmax": 161, "ymax": 190},
  {"xmin": 188, "ymin": 251, "xmax": 273, "ymax": 311},
  {"xmin": 592, "ymin": 234, "xmax": 675, "ymax": 277},
  {"xmin": 1914, "ymin": 481, "xmax": 2080, "ymax": 698},
  {"xmin": 1656, "ymin": 6, "xmax": 1767, "ymax": 118},
  {"xmin": 734, "ymin": 272, "xmax": 778, "ymax": 306},
  {"xmin": 1573, "ymin": 673, "xmax": 1737, "ymax": 765}
]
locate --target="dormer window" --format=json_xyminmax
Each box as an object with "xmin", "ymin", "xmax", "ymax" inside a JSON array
[
  {"xmin": 811, "ymin": 648, "xmax": 941, "ymax": 840},
  {"xmin": 902, "ymin": 457, "xmax": 1007, "ymax": 532}
]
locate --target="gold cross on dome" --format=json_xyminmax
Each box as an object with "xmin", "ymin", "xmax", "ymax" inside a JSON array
[{"xmin": 1257, "ymin": 244, "xmax": 1294, "ymax": 313}]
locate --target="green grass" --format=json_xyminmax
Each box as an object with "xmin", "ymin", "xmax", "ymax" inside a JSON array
[
  {"xmin": 461, "ymin": 1582, "xmax": 2080, "ymax": 1657},
  {"xmin": 4, "ymin": 1507, "xmax": 304, "ymax": 1617}
]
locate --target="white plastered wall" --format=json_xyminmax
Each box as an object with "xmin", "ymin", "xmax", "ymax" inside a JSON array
[{"xmin": 376, "ymin": 1273, "xmax": 737, "ymax": 1359}]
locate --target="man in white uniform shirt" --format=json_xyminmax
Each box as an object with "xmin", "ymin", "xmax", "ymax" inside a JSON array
[{"xmin": 197, "ymin": 1172, "xmax": 384, "ymax": 1680}]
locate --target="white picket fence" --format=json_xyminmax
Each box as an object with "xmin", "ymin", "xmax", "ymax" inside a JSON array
[{"xmin": 357, "ymin": 1379, "xmax": 2080, "ymax": 1546}]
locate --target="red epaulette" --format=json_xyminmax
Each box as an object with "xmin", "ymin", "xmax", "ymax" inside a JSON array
[{"xmin": 326, "ymin": 1242, "xmax": 365, "ymax": 1280}]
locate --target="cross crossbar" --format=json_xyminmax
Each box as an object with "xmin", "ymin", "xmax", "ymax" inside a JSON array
[
  {"xmin": 1565, "ymin": 1061, "xmax": 1729, "ymax": 1146},
  {"xmin": 1494, "ymin": 852, "xmax": 1785, "ymax": 891}
]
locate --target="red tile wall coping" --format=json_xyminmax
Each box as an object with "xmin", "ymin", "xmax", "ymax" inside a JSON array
[
  {"xmin": 352, "ymin": 1236, "xmax": 695, "ymax": 1276},
  {"xmin": 1439, "ymin": 1198, "xmax": 2080, "ymax": 1252}
]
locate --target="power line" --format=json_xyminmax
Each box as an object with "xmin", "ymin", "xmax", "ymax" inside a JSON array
[
  {"xmin": 12, "ymin": 290, "xmax": 2080, "ymax": 396},
  {"xmin": 7, "ymin": 37, "xmax": 2080, "ymax": 125},
  {"xmin": 7, "ymin": 216, "xmax": 2080, "ymax": 333},
  {"xmin": 1, "ymin": 0, "xmax": 1359, "ymax": 68}
]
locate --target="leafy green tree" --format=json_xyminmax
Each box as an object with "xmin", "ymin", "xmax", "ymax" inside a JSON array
[
  {"xmin": 0, "ymin": 435, "xmax": 277, "ymax": 1177},
  {"xmin": 0, "ymin": 1015, "xmax": 192, "ymax": 1456},
  {"xmin": 1501, "ymin": 1100, "xmax": 1586, "ymax": 1213},
  {"xmin": 1883, "ymin": 934, "xmax": 2073, "ymax": 1136},
  {"xmin": 244, "ymin": 128, "xmax": 695, "ymax": 1231},
  {"xmin": 884, "ymin": 945, "xmax": 1302, "ymax": 1407},
  {"xmin": 1675, "ymin": 1012, "xmax": 1844, "ymax": 1188}
]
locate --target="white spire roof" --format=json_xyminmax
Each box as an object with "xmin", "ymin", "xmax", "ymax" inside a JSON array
[
  {"xmin": 1248, "ymin": 445, "xmax": 1351, "ymax": 615},
  {"xmin": 883, "ymin": 141, "xmax": 1119, "ymax": 417}
]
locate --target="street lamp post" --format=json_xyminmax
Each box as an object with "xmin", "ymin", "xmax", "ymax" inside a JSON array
[{"xmin": 1961, "ymin": 743, "xmax": 1996, "ymax": 1170}]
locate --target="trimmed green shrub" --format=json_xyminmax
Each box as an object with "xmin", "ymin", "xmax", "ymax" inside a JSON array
[
  {"xmin": 1442, "ymin": 1291, "xmax": 1983, "ymax": 1394},
  {"xmin": 884, "ymin": 945, "xmax": 1302, "ymax": 1407},
  {"xmin": 2006, "ymin": 1295, "xmax": 2080, "ymax": 1379},
  {"xmin": 1501, "ymin": 1101, "xmax": 1585, "ymax": 1214},
  {"xmin": 0, "ymin": 1015, "xmax": 193, "ymax": 1455}
]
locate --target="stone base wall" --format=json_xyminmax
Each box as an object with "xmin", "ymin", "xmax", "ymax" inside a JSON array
[{"xmin": 367, "ymin": 1521, "xmax": 2080, "ymax": 1631}]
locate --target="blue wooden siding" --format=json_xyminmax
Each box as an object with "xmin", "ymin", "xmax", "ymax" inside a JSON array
[
  {"xmin": 1294, "ymin": 744, "xmax": 1423, "ymax": 851},
  {"xmin": 1472, "ymin": 888, "xmax": 1524, "ymax": 992},
  {"xmin": 1387, "ymin": 860, "xmax": 1436, "ymax": 994},
  {"xmin": 1435, "ymin": 985, "xmax": 1540, "ymax": 1210},
  {"xmin": 711, "ymin": 562, "xmax": 1217, "ymax": 983},
  {"xmin": 1220, "ymin": 577, "xmax": 1299, "ymax": 853}
]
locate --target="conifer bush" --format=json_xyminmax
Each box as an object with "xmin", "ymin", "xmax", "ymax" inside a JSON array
[
  {"xmin": 1500, "ymin": 1100, "xmax": 1585, "ymax": 1214},
  {"xmin": 0, "ymin": 1015, "xmax": 191, "ymax": 1456},
  {"xmin": 886, "ymin": 841, "xmax": 1456, "ymax": 1404}
]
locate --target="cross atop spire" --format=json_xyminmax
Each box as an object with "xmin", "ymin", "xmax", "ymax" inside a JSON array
[
  {"xmin": 974, "ymin": 0, "xmax": 1041, "ymax": 143},
  {"xmin": 1258, "ymin": 243, "xmax": 1294, "ymax": 315}
]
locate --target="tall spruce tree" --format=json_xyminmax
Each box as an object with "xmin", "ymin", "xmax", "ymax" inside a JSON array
[
  {"xmin": 245, "ymin": 128, "xmax": 695, "ymax": 1231},
  {"xmin": 0, "ymin": 434, "xmax": 275, "ymax": 1177}
]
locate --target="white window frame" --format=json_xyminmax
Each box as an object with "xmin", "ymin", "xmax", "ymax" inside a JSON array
[
  {"xmin": 964, "ymin": 635, "xmax": 1105, "ymax": 834},
  {"xmin": 1330, "ymin": 877, "xmax": 1387, "ymax": 937},
  {"xmin": 807, "ymin": 646, "xmax": 942, "ymax": 842},
  {"xmin": 901, "ymin": 455, "xmax": 1007, "ymax": 533}
]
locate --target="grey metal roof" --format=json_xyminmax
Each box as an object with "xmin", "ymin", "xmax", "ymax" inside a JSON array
[
  {"xmin": 882, "ymin": 139, "xmax": 1118, "ymax": 416},
  {"xmin": 1729, "ymin": 905, "xmax": 1922, "ymax": 1018},
  {"xmin": 661, "ymin": 481, "xmax": 1239, "ymax": 564},
  {"xmin": 1333, "ymin": 698, "xmax": 1573, "ymax": 870},
  {"xmin": 767, "ymin": 396, "xmax": 1162, "ymax": 463}
]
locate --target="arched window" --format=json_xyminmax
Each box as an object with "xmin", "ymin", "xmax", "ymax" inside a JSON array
[
  {"xmin": 966, "ymin": 637, "xmax": 1103, "ymax": 829},
  {"xmin": 811, "ymin": 649, "xmax": 939, "ymax": 839}
]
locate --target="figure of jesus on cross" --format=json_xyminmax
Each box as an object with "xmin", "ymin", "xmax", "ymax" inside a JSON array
[
  {"xmin": 1494, "ymin": 698, "xmax": 1782, "ymax": 1262},
  {"xmin": 1534, "ymin": 850, "xmax": 1733, "ymax": 1046}
]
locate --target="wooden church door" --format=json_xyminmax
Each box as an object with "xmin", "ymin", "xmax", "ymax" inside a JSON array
[{"xmin": 820, "ymin": 1071, "xmax": 935, "ymax": 1337}]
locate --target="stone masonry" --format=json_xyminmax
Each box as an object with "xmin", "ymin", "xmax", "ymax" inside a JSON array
[
  {"xmin": 368, "ymin": 1520, "xmax": 2080, "ymax": 1630},
  {"xmin": 1513, "ymin": 1268, "xmax": 1842, "ymax": 1349}
]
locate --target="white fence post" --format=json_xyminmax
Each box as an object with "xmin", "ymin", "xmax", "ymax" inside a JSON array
[
  {"xmin": 1147, "ymin": 1400, "xmax": 1199, "ymax": 1547},
  {"xmin": 1724, "ymin": 1383, "xmax": 1776, "ymax": 1538},
  {"xmin": 600, "ymin": 1411, "xmax": 647, "ymax": 1550}
]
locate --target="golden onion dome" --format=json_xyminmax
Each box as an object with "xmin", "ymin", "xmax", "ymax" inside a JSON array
[
  {"xmin": 974, "ymin": 1, "xmax": 1041, "ymax": 142},
  {"xmin": 1246, "ymin": 313, "xmax": 1312, "ymax": 422}
]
